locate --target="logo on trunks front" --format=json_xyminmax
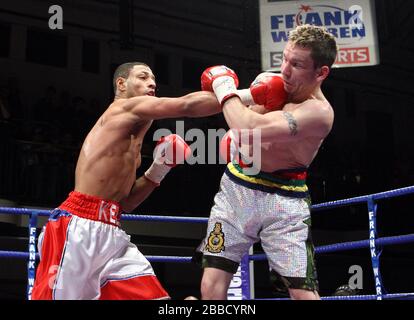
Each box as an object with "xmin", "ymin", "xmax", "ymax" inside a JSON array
[
  {"xmin": 98, "ymin": 201, "xmax": 120, "ymax": 225},
  {"xmin": 205, "ymin": 222, "xmax": 225, "ymax": 253}
]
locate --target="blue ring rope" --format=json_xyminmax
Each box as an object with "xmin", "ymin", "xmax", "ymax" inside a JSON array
[
  {"xmin": 3, "ymin": 233, "xmax": 414, "ymax": 261},
  {"xmin": 0, "ymin": 251, "xmax": 193, "ymax": 263},
  {"xmin": 311, "ymin": 185, "xmax": 414, "ymax": 211},
  {"xmin": 1, "ymin": 185, "xmax": 413, "ymax": 218},
  {"xmin": 257, "ymin": 292, "xmax": 414, "ymax": 300},
  {"xmin": 243, "ymin": 233, "xmax": 414, "ymax": 261}
]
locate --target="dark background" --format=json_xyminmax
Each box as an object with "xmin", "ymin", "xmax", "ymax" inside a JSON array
[{"xmin": 0, "ymin": 0, "xmax": 414, "ymax": 299}]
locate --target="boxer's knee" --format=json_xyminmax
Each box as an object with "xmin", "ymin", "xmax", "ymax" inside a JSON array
[{"xmin": 288, "ymin": 288, "xmax": 320, "ymax": 300}]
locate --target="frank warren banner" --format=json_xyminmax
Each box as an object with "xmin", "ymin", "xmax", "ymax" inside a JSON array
[{"xmin": 259, "ymin": 0, "xmax": 379, "ymax": 71}]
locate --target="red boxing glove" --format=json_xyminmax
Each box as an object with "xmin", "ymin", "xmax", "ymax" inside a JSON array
[
  {"xmin": 219, "ymin": 129, "xmax": 239, "ymax": 163},
  {"xmin": 201, "ymin": 65, "xmax": 240, "ymax": 105},
  {"xmin": 249, "ymin": 73, "xmax": 287, "ymax": 110},
  {"xmin": 237, "ymin": 73, "xmax": 287, "ymax": 110},
  {"xmin": 145, "ymin": 134, "xmax": 191, "ymax": 185},
  {"xmin": 219, "ymin": 129, "xmax": 250, "ymax": 168}
]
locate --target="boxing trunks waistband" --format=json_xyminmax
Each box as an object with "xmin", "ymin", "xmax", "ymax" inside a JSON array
[
  {"xmin": 225, "ymin": 162, "xmax": 309, "ymax": 198},
  {"xmin": 58, "ymin": 191, "xmax": 122, "ymax": 227}
]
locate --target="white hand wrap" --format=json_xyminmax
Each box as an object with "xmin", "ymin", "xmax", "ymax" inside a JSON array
[
  {"xmin": 237, "ymin": 89, "xmax": 255, "ymax": 105},
  {"xmin": 144, "ymin": 162, "xmax": 171, "ymax": 185},
  {"xmin": 212, "ymin": 76, "xmax": 239, "ymax": 105}
]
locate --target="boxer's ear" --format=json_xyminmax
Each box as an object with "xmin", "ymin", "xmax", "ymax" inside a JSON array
[
  {"xmin": 316, "ymin": 65, "xmax": 330, "ymax": 82},
  {"xmin": 116, "ymin": 77, "xmax": 127, "ymax": 92}
]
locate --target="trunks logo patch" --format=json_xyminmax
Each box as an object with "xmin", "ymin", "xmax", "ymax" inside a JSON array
[{"xmin": 205, "ymin": 222, "xmax": 225, "ymax": 253}]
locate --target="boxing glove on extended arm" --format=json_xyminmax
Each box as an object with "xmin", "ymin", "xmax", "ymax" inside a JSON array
[
  {"xmin": 239, "ymin": 73, "xmax": 287, "ymax": 110},
  {"xmin": 201, "ymin": 65, "xmax": 240, "ymax": 105},
  {"xmin": 201, "ymin": 67, "xmax": 287, "ymax": 110}
]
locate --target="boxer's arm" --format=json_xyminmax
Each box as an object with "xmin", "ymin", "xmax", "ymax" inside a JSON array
[
  {"xmin": 120, "ymin": 176, "xmax": 158, "ymax": 213},
  {"xmin": 122, "ymin": 91, "xmax": 221, "ymax": 120},
  {"xmin": 248, "ymin": 104, "xmax": 268, "ymax": 114},
  {"xmin": 222, "ymin": 98, "xmax": 333, "ymax": 143},
  {"xmin": 121, "ymin": 134, "xmax": 190, "ymax": 213}
]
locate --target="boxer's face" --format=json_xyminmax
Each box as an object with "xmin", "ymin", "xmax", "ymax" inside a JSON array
[
  {"xmin": 280, "ymin": 41, "xmax": 327, "ymax": 96},
  {"xmin": 124, "ymin": 65, "xmax": 156, "ymax": 98}
]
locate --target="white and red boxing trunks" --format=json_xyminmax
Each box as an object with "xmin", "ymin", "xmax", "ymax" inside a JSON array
[{"xmin": 32, "ymin": 191, "xmax": 169, "ymax": 300}]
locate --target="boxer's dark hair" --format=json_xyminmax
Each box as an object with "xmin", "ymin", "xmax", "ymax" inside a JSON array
[{"xmin": 113, "ymin": 62, "xmax": 149, "ymax": 93}]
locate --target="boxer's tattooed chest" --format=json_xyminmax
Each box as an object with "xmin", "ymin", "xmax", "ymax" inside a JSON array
[{"xmin": 283, "ymin": 111, "xmax": 298, "ymax": 136}]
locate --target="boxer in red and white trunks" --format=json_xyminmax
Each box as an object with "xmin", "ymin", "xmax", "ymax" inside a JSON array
[
  {"xmin": 32, "ymin": 62, "xmax": 221, "ymax": 300},
  {"xmin": 33, "ymin": 191, "xmax": 167, "ymax": 300}
]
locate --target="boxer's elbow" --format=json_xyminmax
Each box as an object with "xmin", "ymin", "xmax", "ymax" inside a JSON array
[
  {"xmin": 181, "ymin": 92, "xmax": 220, "ymax": 118},
  {"xmin": 120, "ymin": 200, "xmax": 135, "ymax": 213}
]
